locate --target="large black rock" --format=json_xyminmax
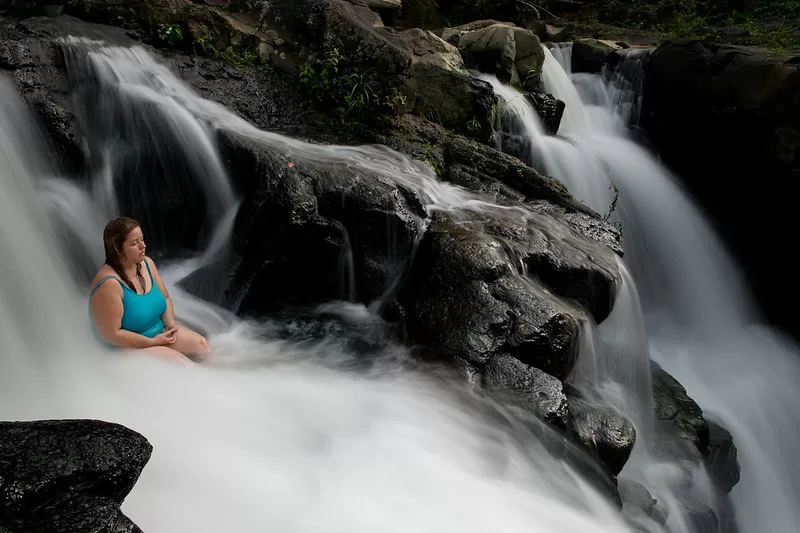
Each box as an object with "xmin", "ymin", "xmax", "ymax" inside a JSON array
[
  {"xmin": 651, "ymin": 361, "xmax": 709, "ymax": 453},
  {"xmin": 567, "ymin": 393, "xmax": 636, "ymax": 476},
  {"xmin": 484, "ymin": 353, "xmax": 570, "ymax": 427},
  {"xmin": 217, "ymin": 129, "xmax": 426, "ymax": 314},
  {"xmin": 398, "ymin": 208, "xmax": 619, "ymax": 381},
  {"xmin": 0, "ymin": 419, "xmax": 151, "ymax": 532},
  {"xmin": 706, "ymin": 419, "xmax": 741, "ymax": 493}
]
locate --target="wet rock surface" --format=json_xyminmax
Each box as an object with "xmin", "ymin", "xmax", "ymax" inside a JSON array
[
  {"xmin": 398, "ymin": 208, "xmax": 619, "ymax": 381},
  {"xmin": 441, "ymin": 21, "xmax": 544, "ymax": 90},
  {"xmin": 525, "ymin": 92, "xmax": 565, "ymax": 135},
  {"xmin": 571, "ymin": 38, "xmax": 620, "ymax": 73},
  {"xmin": 0, "ymin": 19, "xmax": 84, "ymax": 173},
  {"xmin": 651, "ymin": 361, "xmax": 709, "ymax": 453},
  {"xmin": 650, "ymin": 361, "xmax": 742, "ymax": 496},
  {"xmin": 706, "ymin": 419, "xmax": 741, "ymax": 493},
  {"xmin": 390, "ymin": 27, "xmax": 495, "ymax": 134},
  {"xmin": 0, "ymin": 420, "xmax": 151, "ymax": 533},
  {"xmin": 217, "ymin": 128, "xmax": 426, "ymax": 314},
  {"xmin": 484, "ymin": 353, "xmax": 570, "ymax": 427},
  {"xmin": 566, "ymin": 393, "xmax": 636, "ymax": 476},
  {"xmin": 619, "ymin": 478, "xmax": 668, "ymax": 526}
]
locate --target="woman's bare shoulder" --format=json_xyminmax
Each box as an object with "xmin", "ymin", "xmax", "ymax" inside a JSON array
[{"xmin": 90, "ymin": 265, "xmax": 120, "ymax": 291}]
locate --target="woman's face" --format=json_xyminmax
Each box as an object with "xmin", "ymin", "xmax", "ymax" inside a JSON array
[{"xmin": 121, "ymin": 226, "xmax": 146, "ymax": 264}]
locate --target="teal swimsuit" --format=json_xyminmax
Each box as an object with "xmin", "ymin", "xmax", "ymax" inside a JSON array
[{"xmin": 89, "ymin": 260, "xmax": 168, "ymax": 344}]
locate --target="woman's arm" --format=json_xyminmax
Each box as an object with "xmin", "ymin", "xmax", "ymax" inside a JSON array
[
  {"xmin": 90, "ymin": 279, "xmax": 171, "ymax": 348},
  {"xmin": 146, "ymin": 256, "xmax": 176, "ymax": 328}
]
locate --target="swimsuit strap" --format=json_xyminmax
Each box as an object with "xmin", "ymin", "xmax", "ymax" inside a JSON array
[{"xmin": 89, "ymin": 275, "xmax": 123, "ymax": 299}]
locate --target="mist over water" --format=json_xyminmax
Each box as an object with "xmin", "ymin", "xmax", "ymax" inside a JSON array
[
  {"xmin": 488, "ymin": 44, "xmax": 800, "ymax": 533},
  {"xmin": 0, "ymin": 40, "xmax": 639, "ymax": 533}
]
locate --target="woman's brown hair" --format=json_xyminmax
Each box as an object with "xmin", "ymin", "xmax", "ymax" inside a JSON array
[{"xmin": 103, "ymin": 216, "xmax": 146, "ymax": 293}]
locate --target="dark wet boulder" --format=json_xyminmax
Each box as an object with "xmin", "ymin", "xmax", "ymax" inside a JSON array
[
  {"xmin": 388, "ymin": 28, "xmax": 495, "ymax": 135},
  {"xmin": 398, "ymin": 207, "xmax": 619, "ymax": 380},
  {"xmin": 0, "ymin": 420, "xmax": 151, "ymax": 533},
  {"xmin": 445, "ymin": 22, "xmax": 545, "ymax": 90},
  {"xmin": 650, "ymin": 364, "xmax": 741, "ymax": 494},
  {"xmin": 651, "ymin": 361, "xmax": 709, "ymax": 453},
  {"xmin": 484, "ymin": 353, "xmax": 570, "ymax": 427},
  {"xmin": 684, "ymin": 500, "xmax": 719, "ymax": 532},
  {"xmin": 571, "ymin": 38, "xmax": 619, "ymax": 73},
  {"xmin": 525, "ymin": 92, "xmax": 565, "ymax": 135},
  {"xmin": 217, "ymin": 129, "xmax": 425, "ymax": 314},
  {"xmin": 0, "ymin": 21, "xmax": 84, "ymax": 174},
  {"xmin": 386, "ymin": 0, "xmax": 440, "ymax": 30},
  {"xmin": 18, "ymin": 494, "xmax": 143, "ymax": 533},
  {"xmin": 619, "ymin": 478, "xmax": 668, "ymax": 526},
  {"xmin": 439, "ymin": 127, "xmax": 592, "ymax": 214},
  {"xmin": 567, "ymin": 393, "xmax": 636, "ymax": 475},
  {"xmin": 480, "ymin": 213, "xmax": 619, "ymax": 322},
  {"xmin": 706, "ymin": 419, "xmax": 741, "ymax": 493},
  {"xmin": 527, "ymin": 200, "xmax": 623, "ymax": 256}
]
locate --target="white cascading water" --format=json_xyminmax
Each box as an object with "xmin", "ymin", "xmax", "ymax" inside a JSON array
[
  {"xmin": 0, "ymin": 38, "xmax": 644, "ymax": 533},
  {"xmin": 486, "ymin": 44, "xmax": 800, "ymax": 533}
]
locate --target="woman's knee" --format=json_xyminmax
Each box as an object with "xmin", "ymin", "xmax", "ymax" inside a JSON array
[
  {"xmin": 196, "ymin": 333, "xmax": 209, "ymax": 353},
  {"xmin": 175, "ymin": 326, "xmax": 210, "ymax": 361}
]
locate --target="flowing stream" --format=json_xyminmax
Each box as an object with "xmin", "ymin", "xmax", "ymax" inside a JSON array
[
  {"xmin": 484, "ymin": 44, "xmax": 800, "ymax": 533},
  {"xmin": 0, "ymin": 38, "xmax": 640, "ymax": 533}
]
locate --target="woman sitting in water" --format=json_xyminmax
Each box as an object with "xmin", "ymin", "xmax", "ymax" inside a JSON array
[{"xmin": 89, "ymin": 216, "xmax": 209, "ymax": 363}]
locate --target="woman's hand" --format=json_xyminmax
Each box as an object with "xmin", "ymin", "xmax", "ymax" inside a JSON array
[{"xmin": 152, "ymin": 326, "xmax": 178, "ymax": 347}]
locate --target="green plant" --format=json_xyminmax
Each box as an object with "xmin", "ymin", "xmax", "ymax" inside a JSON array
[
  {"xmin": 192, "ymin": 35, "xmax": 216, "ymax": 56},
  {"xmin": 114, "ymin": 15, "xmax": 139, "ymax": 30},
  {"xmin": 298, "ymin": 47, "xmax": 403, "ymax": 125},
  {"xmin": 602, "ymin": 182, "xmax": 623, "ymax": 237},
  {"xmin": 192, "ymin": 36, "xmax": 274, "ymax": 75},
  {"xmin": 418, "ymin": 140, "xmax": 443, "ymax": 176},
  {"xmin": 489, "ymin": 99, "xmax": 517, "ymax": 134},
  {"xmin": 420, "ymin": 104, "xmax": 443, "ymax": 125},
  {"xmin": 752, "ymin": 0, "xmax": 800, "ymax": 20},
  {"xmin": 524, "ymin": 64, "xmax": 540, "ymax": 88},
  {"xmin": 657, "ymin": 11, "xmax": 709, "ymax": 38},
  {"xmin": 384, "ymin": 94, "xmax": 407, "ymax": 118},
  {"xmin": 157, "ymin": 23, "xmax": 183, "ymax": 47},
  {"xmin": 745, "ymin": 21, "xmax": 800, "ymax": 51},
  {"xmin": 219, "ymin": 45, "xmax": 259, "ymax": 69}
]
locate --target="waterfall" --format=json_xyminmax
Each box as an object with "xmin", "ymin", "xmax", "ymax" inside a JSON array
[
  {"xmin": 0, "ymin": 39, "xmax": 640, "ymax": 533},
  {"xmin": 489, "ymin": 43, "xmax": 800, "ymax": 533}
]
